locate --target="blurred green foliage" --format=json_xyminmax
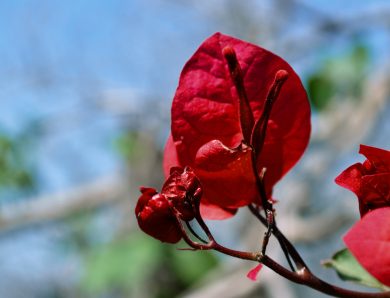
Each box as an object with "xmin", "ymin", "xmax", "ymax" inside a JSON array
[
  {"xmin": 0, "ymin": 133, "xmax": 34, "ymax": 190},
  {"xmin": 81, "ymin": 233, "xmax": 219, "ymax": 298},
  {"xmin": 170, "ymin": 247, "xmax": 219, "ymax": 286},
  {"xmin": 82, "ymin": 234, "xmax": 162, "ymax": 296},
  {"xmin": 116, "ymin": 131, "xmax": 144, "ymax": 161},
  {"xmin": 307, "ymin": 44, "xmax": 370, "ymax": 111}
]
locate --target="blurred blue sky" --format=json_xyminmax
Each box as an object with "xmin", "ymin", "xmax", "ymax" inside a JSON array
[{"xmin": 0, "ymin": 0, "xmax": 220, "ymax": 194}]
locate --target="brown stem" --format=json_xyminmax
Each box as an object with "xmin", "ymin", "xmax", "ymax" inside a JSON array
[
  {"xmin": 247, "ymin": 183, "xmax": 390, "ymax": 297},
  {"xmin": 175, "ymin": 211, "xmax": 258, "ymax": 259},
  {"xmin": 249, "ymin": 205, "xmax": 295, "ymax": 270},
  {"xmin": 249, "ymin": 161, "xmax": 307, "ymax": 270},
  {"xmin": 195, "ymin": 212, "xmax": 215, "ymax": 242},
  {"xmin": 175, "ymin": 216, "xmax": 212, "ymax": 250},
  {"xmin": 176, "ymin": 209, "xmax": 390, "ymax": 297},
  {"xmin": 261, "ymin": 255, "xmax": 390, "ymax": 298},
  {"xmin": 185, "ymin": 221, "xmax": 208, "ymax": 244},
  {"xmin": 251, "ymin": 159, "xmax": 272, "ymax": 212},
  {"xmin": 248, "ymin": 204, "xmax": 307, "ymax": 270}
]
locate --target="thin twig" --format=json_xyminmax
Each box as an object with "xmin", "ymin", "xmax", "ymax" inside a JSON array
[
  {"xmin": 185, "ymin": 221, "xmax": 208, "ymax": 244},
  {"xmin": 248, "ymin": 204, "xmax": 307, "ymax": 270}
]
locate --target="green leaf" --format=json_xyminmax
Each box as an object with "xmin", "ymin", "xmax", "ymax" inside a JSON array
[{"xmin": 323, "ymin": 248, "xmax": 390, "ymax": 291}]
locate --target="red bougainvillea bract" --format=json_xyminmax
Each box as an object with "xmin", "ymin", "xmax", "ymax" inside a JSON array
[
  {"xmin": 344, "ymin": 207, "xmax": 390, "ymax": 287},
  {"xmin": 335, "ymin": 144, "xmax": 390, "ymax": 216},
  {"xmin": 164, "ymin": 32, "xmax": 311, "ymax": 219},
  {"xmin": 338, "ymin": 145, "xmax": 390, "ymax": 287}
]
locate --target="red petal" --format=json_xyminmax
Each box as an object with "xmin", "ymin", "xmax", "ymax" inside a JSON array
[
  {"xmin": 161, "ymin": 167, "xmax": 202, "ymax": 221},
  {"xmin": 163, "ymin": 134, "xmax": 180, "ymax": 178},
  {"xmin": 344, "ymin": 207, "xmax": 390, "ymax": 286},
  {"xmin": 199, "ymin": 201, "xmax": 237, "ymax": 220},
  {"xmin": 247, "ymin": 264, "xmax": 263, "ymax": 281},
  {"xmin": 163, "ymin": 136, "xmax": 238, "ymax": 220},
  {"xmin": 135, "ymin": 187, "xmax": 158, "ymax": 215},
  {"xmin": 135, "ymin": 192, "xmax": 182, "ymax": 244},
  {"xmin": 357, "ymin": 173, "xmax": 390, "ymax": 215},
  {"xmin": 335, "ymin": 151, "xmax": 390, "ymax": 216},
  {"xmin": 171, "ymin": 32, "xmax": 310, "ymax": 192},
  {"xmin": 335, "ymin": 163, "xmax": 364, "ymax": 196},
  {"xmin": 194, "ymin": 140, "xmax": 259, "ymax": 209},
  {"xmin": 361, "ymin": 173, "xmax": 390, "ymax": 202},
  {"xmin": 360, "ymin": 145, "xmax": 390, "ymax": 172}
]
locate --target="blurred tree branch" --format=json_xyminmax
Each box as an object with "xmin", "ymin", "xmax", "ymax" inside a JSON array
[{"xmin": 0, "ymin": 174, "xmax": 127, "ymax": 233}]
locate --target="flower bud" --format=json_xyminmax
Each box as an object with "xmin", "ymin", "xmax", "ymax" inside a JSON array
[
  {"xmin": 135, "ymin": 187, "xmax": 182, "ymax": 243},
  {"xmin": 161, "ymin": 167, "xmax": 202, "ymax": 221},
  {"xmin": 135, "ymin": 168, "xmax": 203, "ymax": 243}
]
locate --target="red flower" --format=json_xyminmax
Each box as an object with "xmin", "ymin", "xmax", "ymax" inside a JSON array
[
  {"xmin": 161, "ymin": 166, "xmax": 202, "ymax": 221},
  {"xmin": 135, "ymin": 167, "xmax": 202, "ymax": 243},
  {"xmin": 344, "ymin": 207, "xmax": 390, "ymax": 287},
  {"xmin": 163, "ymin": 33, "xmax": 311, "ymax": 219},
  {"xmin": 335, "ymin": 144, "xmax": 390, "ymax": 216}
]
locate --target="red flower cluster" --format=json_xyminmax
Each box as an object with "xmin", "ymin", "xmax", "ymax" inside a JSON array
[
  {"xmin": 336, "ymin": 145, "xmax": 390, "ymax": 286},
  {"xmin": 336, "ymin": 144, "xmax": 390, "ymax": 216},
  {"xmin": 135, "ymin": 167, "xmax": 202, "ymax": 243},
  {"xmin": 163, "ymin": 33, "xmax": 311, "ymax": 219},
  {"xmin": 135, "ymin": 32, "xmax": 310, "ymax": 245},
  {"xmin": 133, "ymin": 31, "xmax": 390, "ymax": 295}
]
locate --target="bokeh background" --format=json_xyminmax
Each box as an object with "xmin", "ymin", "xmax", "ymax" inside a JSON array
[{"xmin": 0, "ymin": 0, "xmax": 389, "ymax": 297}]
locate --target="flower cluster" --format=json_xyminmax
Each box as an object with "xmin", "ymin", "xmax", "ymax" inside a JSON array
[
  {"xmin": 336, "ymin": 145, "xmax": 390, "ymax": 286},
  {"xmin": 133, "ymin": 31, "xmax": 390, "ymax": 296},
  {"xmin": 135, "ymin": 32, "xmax": 311, "ymax": 243}
]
